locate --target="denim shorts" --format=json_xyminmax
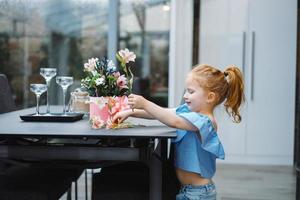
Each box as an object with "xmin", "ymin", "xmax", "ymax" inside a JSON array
[{"xmin": 175, "ymin": 183, "xmax": 217, "ymax": 200}]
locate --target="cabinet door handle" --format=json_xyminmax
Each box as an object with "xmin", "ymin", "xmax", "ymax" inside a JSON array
[
  {"xmin": 242, "ymin": 31, "xmax": 246, "ymax": 74},
  {"xmin": 249, "ymin": 31, "xmax": 255, "ymax": 100}
]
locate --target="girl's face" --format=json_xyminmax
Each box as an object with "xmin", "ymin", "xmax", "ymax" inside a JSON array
[{"xmin": 183, "ymin": 75, "xmax": 209, "ymax": 113}]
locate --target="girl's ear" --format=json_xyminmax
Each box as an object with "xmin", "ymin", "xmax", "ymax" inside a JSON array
[{"xmin": 206, "ymin": 92, "xmax": 216, "ymax": 104}]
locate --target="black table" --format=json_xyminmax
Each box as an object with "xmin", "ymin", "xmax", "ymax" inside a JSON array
[{"xmin": 0, "ymin": 107, "xmax": 177, "ymax": 200}]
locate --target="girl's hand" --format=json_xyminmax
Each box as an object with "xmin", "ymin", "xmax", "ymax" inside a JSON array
[
  {"xmin": 112, "ymin": 110, "xmax": 131, "ymax": 124},
  {"xmin": 128, "ymin": 94, "xmax": 146, "ymax": 109}
]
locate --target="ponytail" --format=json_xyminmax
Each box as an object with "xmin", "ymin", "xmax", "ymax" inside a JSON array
[
  {"xmin": 190, "ymin": 64, "xmax": 245, "ymax": 123},
  {"xmin": 223, "ymin": 66, "xmax": 245, "ymax": 123}
]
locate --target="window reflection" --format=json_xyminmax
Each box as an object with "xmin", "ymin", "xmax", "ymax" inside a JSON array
[
  {"xmin": 0, "ymin": 0, "xmax": 108, "ymax": 108},
  {"xmin": 119, "ymin": 0, "xmax": 170, "ymax": 106},
  {"xmin": 0, "ymin": 0, "xmax": 170, "ymax": 109}
]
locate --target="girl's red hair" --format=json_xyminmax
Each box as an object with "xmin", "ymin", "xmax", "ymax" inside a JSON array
[{"xmin": 191, "ymin": 64, "xmax": 245, "ymax": 123}]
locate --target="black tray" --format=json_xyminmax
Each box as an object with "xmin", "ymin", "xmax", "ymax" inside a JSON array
[{"xmin": 20, "ymin": 113, "xmax": 84, "ymax": 122}]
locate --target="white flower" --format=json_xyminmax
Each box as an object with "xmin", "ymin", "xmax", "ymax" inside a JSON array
[
  {"xmin": 95, "ymin": 77, "xmax": 105, "ymax": 86},
  {"xmin": 118, "ymin": 48, "xmax": 136, "ymax": 63},
  {"xmin": 107, "ymin": 60, "xmax": 115, "ymax": 68},
  {"xmin": 84, "ymin": 57, "xmax": 98, "ymax": 72},
  {"xmin": 107, "ymin": 60, "xmax": 117, "ymax": 73},
  {"xmin": 91, "ymin": 70, "xmax": 98, "ymax": 76}
]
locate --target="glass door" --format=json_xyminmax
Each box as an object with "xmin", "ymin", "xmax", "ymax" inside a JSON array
[{"xmin": 0, "ymin": 0, "xmax": 171, "ymax": 109}]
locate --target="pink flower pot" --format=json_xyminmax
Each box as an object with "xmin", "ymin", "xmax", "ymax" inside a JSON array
[
  {"xmin": 90, "ymin": 97, "xmax": 110, "ymax": 123},
  {"xmin": 89, "ymin": 96, "xmax": 130, "ymax": 124}
]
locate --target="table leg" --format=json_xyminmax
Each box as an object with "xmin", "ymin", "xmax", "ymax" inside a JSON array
[
  {"xmin": 296, "ymin": 167, "xmax": 300, "ymax": 200},
  {"xmin": 149, "ymin": 141, "xmax": 162, "ymax": 200},
  {"xmin": 67, "ymin": 188, "xmax": 71, "ymax": 200}
]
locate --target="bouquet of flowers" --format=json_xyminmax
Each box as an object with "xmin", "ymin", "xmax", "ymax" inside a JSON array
[
  {"xmin": 81, "ymin": 48, "xmax": 136, "ymax": 97},
  {"xmin": 81, "ymin": 48, "xmax": 136, "ymax": 129}
]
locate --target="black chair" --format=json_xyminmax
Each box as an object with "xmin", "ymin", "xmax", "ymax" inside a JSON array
[
  {"xmin": 0, "ymin": 165, "xmax": 83, "ymax": 200},
  {"xmin": 0, "ymin": 74, "xmax": 16, "ymax": 113},
  {"xmin": 92, "ymin": 161, "xmax": 149, "ymax": 200}
]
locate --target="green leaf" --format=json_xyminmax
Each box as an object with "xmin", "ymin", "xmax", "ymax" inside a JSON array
[{"xmin": 116, "ymin": 53, "xmax": 123, "ymax": 63}]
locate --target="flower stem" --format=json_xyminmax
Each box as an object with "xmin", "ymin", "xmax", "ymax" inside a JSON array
[
  {"xmin": 128, "ymin": 67, "xmax": 134, "ymax": 93},
  {"xmin": 95, "ymin": 88, "xmax": 98, "ymax": 97}
]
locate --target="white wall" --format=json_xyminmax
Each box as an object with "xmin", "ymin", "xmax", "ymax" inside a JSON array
[{"xmin": 168, "ymin": 0, "xmax": 194, "ymax": 107}]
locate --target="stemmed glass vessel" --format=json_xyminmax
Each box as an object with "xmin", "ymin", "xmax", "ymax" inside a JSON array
[
  {"xmin": 30, "ymin": 84, "xmax": 47, "ymax": 115},
  {"xmin": 40, "ymin": 68, "xmax": 57, "ymax": 114},
  {"xmin": 56, "ymin": 76, "xmax": 73, "ymax": 115}
]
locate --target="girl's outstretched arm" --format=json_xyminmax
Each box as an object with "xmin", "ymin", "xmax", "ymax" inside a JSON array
[
  {"xmin": 128, "ymin": 94, "xmax": 198, "ymax": 131},
  {"xmin": 113, "ymin": 109, "xmax": 154, "ymax": 123},
  {"xmin": 113, "ymin": 106, "xmax": 176, "ymax": 123}
]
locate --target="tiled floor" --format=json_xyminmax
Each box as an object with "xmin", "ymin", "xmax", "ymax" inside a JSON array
[
  {"xmin": 214, "ymin": 164, "xmax": 296, "ymax": 200},
  {"xmin": 60, "ymin": 170, "xmax": 94, "ymax": 200},
  {"xmin": 60, "ymin": 164, "xmax": 296, "ymax": 200}
]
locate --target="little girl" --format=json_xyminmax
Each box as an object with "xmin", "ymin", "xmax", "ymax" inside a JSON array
[{"xmin": 113, "ymin": 64, "xmax": 245, "ymax": 200}]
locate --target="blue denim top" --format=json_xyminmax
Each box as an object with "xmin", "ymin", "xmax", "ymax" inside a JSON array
[{"xmin": 173, "ymin": 104, "xmax": 225, "ymax": 179}]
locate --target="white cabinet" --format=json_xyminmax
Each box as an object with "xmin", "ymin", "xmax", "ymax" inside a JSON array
[{"xmin": 199, "ymin": 0, "xmax": 297, "ymax": 165}]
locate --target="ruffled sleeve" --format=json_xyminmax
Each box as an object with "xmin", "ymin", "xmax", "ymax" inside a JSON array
[
  {"xmin": 178, "ymin": 112, "xmax": 225, "ymax": 159},
  {"xmin": 172, "ymin": 104, "xmax": 190, "ymax": 143}
]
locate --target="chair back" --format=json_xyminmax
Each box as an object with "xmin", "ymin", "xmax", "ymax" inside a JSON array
[{"xmin": 0, "ymin": 74, "xmax": 16, "ymax": 113}]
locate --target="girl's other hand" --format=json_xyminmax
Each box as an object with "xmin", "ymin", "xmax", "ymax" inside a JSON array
[
  {"xmin": 128, "ymin": 94, "xmax": 146, "ymax": 109},
  {"xmin": 112, "ymin": 110, "xmax": 131, "ymax": 123}
]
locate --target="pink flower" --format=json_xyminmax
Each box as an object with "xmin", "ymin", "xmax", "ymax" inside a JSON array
[
  {"xmin": 90, "ymin": 116, "xmax": 105, "ymax": 129},
  {"xmin": 118, "ymin": 48, "xmax": 136, "ymax": 64},
  {"xmin": 105, "ymin": 119, "xmax": 117, "ymax": 129},
  {"xmin": 113, "ymin": 71, "xmax": 120, "ymax": 78},
  {"xmin": 109, "ymin": 96, "xmax": 130, "ymax": 116},
  {"xmin": 117, "ymin": 75, "xmax": 128, "ymax": 90}
]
